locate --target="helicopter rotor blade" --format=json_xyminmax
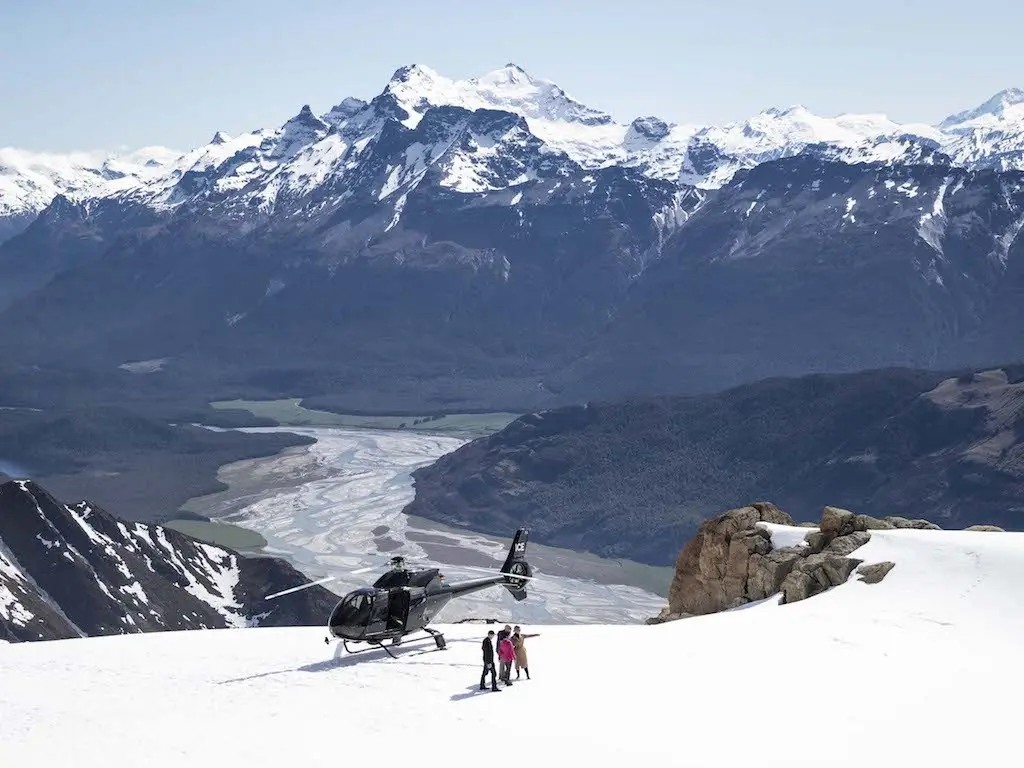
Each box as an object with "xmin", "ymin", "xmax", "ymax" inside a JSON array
[
  {"xmin": 264, "ymin": 575, "xmax": 338, "ymax": 601},
  {"xmin": 263, "ymin": 561, "xmax": 385, "ymax": 600},
  {"xmin": 443, "ymin": 564, "xmax": 541, "ymax": 581}
]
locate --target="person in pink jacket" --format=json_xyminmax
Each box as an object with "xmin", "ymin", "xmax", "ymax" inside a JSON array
[{"xmin": 497, "ymin": 632, "xmax": 516, "ymax": 686}]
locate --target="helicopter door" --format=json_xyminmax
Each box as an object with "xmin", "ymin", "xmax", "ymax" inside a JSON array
[{"xmin": 386, "ymin": 588, "xmax": 409, "ymax": 632}]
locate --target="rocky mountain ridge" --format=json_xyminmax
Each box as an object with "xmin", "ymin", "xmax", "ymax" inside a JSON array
[
  {"xmin": 404, "ymin": 366, "xmax": 1024, "ymax": 564},
  {"xmin": 4, "ymin": 66, "xmax": 1024, "ymax": 234},
  {"xmin": 0, "ymin": 480, "xmax": 335, "ymax": 642}
]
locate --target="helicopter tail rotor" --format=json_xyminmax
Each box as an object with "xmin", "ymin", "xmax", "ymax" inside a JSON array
[{"xmin": 500, "ymin": 528, "xmax": 531, "ymax": 601}]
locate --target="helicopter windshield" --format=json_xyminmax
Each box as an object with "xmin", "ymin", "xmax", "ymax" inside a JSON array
[{"xmin": 333, "ymin": 590, "xmax": 374, "ymax": 627}]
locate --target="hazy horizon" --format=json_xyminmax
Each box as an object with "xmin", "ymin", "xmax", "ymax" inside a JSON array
[{"xmin": 2, "ymin": 0, "xmax": 1022, "ymax": 153}]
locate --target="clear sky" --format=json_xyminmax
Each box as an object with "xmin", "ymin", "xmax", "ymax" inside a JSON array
[{"xmin": 2, "ymin": 0, "xmax": 1022, "ymax": 153}]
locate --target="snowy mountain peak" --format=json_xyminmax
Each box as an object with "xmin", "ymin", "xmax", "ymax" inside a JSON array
[
  {"xmin": 288, "ymin": 104, "xmax": 327, "ymax": 128},
  {"xmin": 474, "ymin": 62, "xmax": 535, "ymax": 87},
  {"xmin": 764, "ymin": 104, "xmax": 809, "ymax": 118},
  {"xmin": 325, "ymin": 96, "xmax": 369, "ymax": 124},
  {"xmin": 388, "ymin": 63, "xmax": 441, "ymax": 86},
  {"xmin": 627, "ymin": 116, "xmax": 671, "ymax": 142},
  {"xmin": 210, "ymin": 131, "xmax": 231, "ymax": 145},
  {"xmin": 941, "ymin": 87, "xmax": 1024, "ymax": 129},
  {"xmin": 374, "ymin": 63, "xmax": 614, "ymax": 132}
]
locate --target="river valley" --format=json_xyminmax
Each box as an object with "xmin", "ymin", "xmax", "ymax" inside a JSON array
[{"xmin": 180, "ymin": 423, "xmax": 671, "ymax": 624}]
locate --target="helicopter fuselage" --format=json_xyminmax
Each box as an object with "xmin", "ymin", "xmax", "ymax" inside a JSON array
[{"xmin": 327, "ymin": 568, "xmax": 513, "ymax": 643}]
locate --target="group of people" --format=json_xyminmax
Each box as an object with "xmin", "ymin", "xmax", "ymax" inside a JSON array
[{"xmin": 480, "ymin": 624, "xmax": 538, "ymax": 692}]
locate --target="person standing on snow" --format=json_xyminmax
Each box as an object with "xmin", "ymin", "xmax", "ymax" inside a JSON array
[
  {"xmin": 480, "ymin": 630, "xmax": 500, "ymax": 692},
  {"xmin": 497, "ymin": 631, "xmax": 516, "ymax": 686},
  {"xmin": 512, "ymin": 625, "xmax": 539, "ymax": 680}
]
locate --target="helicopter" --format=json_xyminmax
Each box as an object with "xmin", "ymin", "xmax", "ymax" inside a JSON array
[{"xmin": 265, "ymin": 528, "xmax": 533, "ymax": 657}]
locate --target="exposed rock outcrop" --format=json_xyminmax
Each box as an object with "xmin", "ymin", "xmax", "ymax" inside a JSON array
[
  {"xmin": 857, "ymin": 561, "xmax": 896, "ymax": 584},
  {"xmin": 781, "ymin": 553, "xmax": 863, "ymax": 603},
  {"xmin": 885, "ymin": 516, "xmax": 942, "ymax": 530},
  {"xmin": 666, "ymin": 502, "xmax": 794, "ymax": 616},
  {"xmin": 663, "ymin": 503, "xmax": 893, "ymax": 618},
  {"xmin": 964, "ymin": 525, "xmax": 1006, "ymax": 532},
  {"xmin": 656, "ymin": 500, "xmax": 1009, "ymax": 622}
]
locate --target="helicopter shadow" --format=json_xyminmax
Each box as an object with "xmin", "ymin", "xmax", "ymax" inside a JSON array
[{"xmin": 216, "ymin": 637, "xmax": 476, "ymax": 685}]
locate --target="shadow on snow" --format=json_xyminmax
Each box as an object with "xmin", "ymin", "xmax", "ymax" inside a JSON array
[{"xmin": 216, "ymin": 637, "xmax": 476, "ymax": 685}]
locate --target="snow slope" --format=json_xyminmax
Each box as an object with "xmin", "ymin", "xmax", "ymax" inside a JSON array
[
  {"xmin": 2, "ymin": 525, "xmax": 1021, "ymax": 766},
  {"xmin": 0, "ymin": 146, "xmax": 178, "ymax": 218},
  {"xmin": 0, "ymin": 480, "xmax": 337, "ymax": 641}
]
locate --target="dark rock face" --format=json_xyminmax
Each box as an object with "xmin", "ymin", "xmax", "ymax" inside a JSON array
[
  {"xmin": 1, "ymin": 116, "xmax": 1023, "ymax": 413},
  {"xmin": 406, "ymin": 365, "xmax": 1024, "ymax": 565},
  {"xmin": 0, "ymin": 480, "xmax": 336, "ymax": 642},
  {"xmin": 569, "ymin": 161, "xmax": 1024, "ymax": 403}
]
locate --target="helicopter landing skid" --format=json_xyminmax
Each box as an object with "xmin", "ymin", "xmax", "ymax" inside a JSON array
[
  {"xmin": 338, "ymin": 630, "xmax": 446, "ymax": 659},
  {"xmin": 423, "ymin": 627, "xmax": 447, "ymax": 650},
  {"xmin": 337, "ymin": 638, "xmax": 397, "ymax": 659}
]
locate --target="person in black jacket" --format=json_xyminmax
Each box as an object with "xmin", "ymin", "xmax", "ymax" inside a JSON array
[{"xmin": 480, "ymin": 630, "xmax": 500, "ymax": 691}]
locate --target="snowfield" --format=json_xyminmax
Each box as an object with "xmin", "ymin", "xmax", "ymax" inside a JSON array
[{"xmin": 2, "ymin": 524, "xmax": 1021, "ymax": 766}]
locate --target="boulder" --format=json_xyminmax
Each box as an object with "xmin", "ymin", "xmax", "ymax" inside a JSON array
[
  {"xmin": 781, "ymin": 553, "xmax": 863, "ymax": 603},
  {"xmin": 667, "ymin": 503, "xmax": 794, "ymax": 615},
  {"xmin": 825, "ymin": 530, "xmax": 872, "ymax": 557},
  {"xmin": 723, "ymin": 528, "xmax": 772, "ymax": 598},
  {"xmin": 853, "ymin": 514, "xmax": 895, "ymax": 531},
  {"xmin": 820, "ymin": 506, "xmax": 856, "ymax": 537},
  {"xmin": 964, "ymin": 525, "xmax": 1005, "ymax": 532},
  {"xmin": 884, "ymin": 516, "xmax": 942, "ymax": 530},
  {"xmin": 803, "ymin": 530, "xmax": 830, "ymax": 554},
  {"xmin": 857, "ymin": 561, "xmax": 896, "ymax": 584},
  {"xmin": 747, "ymin": 547, "xmax": 804, "ymax": 600}
]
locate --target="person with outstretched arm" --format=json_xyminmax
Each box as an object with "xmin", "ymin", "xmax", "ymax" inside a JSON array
[
  {"xmin": 480, "ymin": 630, "xmax": 500, "ymax": 692},
  {"xmin": 512, "ymin": 625, "xmax": 539, "ymax": 680}
]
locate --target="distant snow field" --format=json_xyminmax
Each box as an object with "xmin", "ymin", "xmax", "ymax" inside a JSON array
[{"xmin": 2, "ymin": 524, "xmax": 1021, "ymax": 766}]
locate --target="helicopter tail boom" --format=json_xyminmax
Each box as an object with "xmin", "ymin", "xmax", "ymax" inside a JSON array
[{"xmin": 500, "ymin": 528, "xmax": 531, "ymax": 601}]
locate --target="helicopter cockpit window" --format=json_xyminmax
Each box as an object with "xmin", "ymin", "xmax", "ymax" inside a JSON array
[
  {"xmin": 369, "ymin": 592, "xmax": 390, "ymax": 623},
  {"xmin": 338, "ymin": 592, "xmax": 373, "ymax": 626}
]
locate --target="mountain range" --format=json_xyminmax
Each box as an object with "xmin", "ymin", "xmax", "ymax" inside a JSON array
[
  {"xmin": 2, "ymin": 65, "xmax": 1023, "ymax": 410},
  {"xmin": 0, "ymin": 479, "xmax": 335, "ymax": 642},
  {"xmin": 405, "ymin": 364, "xmax": 1024, "ymax": 565},
  {"xmin": 5, "ymin": 68, "xmax": 1024, "ymax": 225}
]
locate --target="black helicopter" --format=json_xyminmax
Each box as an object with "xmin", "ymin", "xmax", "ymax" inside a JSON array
[{"xmin": 265, "ymin": 528, "xmax": 533, "ymax": 657}]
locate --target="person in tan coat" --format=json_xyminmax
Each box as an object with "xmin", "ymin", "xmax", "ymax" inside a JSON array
[{"xmin": 511, "ymin": 625, "xmax": 539, "ymax": 680}]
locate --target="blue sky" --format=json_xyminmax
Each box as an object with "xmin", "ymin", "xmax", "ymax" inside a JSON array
[{"xmin": 2, "ymin": 0, "xmax": 1022, "ymax": 152}]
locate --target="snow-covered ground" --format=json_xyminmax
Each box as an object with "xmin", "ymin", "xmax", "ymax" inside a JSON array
[
  {"xmin": 2, "ymin": 524, "xmax": 1020, "ymax": 766},
  {"xmin": 184, "ymin": 426, "xmax": 670, "ymax": 624}
]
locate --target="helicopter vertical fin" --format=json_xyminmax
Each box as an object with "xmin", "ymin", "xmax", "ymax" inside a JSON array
[{"xmin": 500, "ymin": 528, "xmax": 531, "ymax": 601}]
